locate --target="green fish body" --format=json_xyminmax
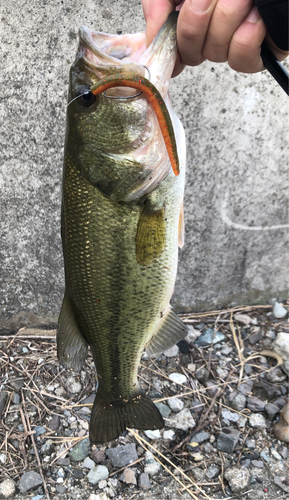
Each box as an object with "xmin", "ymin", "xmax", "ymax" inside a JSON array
[{"xmin": 57, "ymin": 13, "xmax": 188, "ymax": 444}]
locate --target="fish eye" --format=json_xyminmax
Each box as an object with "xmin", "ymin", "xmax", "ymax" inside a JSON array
[{"xmin": 76, "ymin": 85, "xmax": 97, "ymax": 108}]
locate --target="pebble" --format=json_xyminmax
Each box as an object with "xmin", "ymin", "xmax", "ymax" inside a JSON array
[
  {"xmin": 271, "ymin": 448, "xmax": 282, "ymax": 460},
  {"xmin": 273, "ymin": 302, "xmax": 287, "ymax": 319},
  {"xmin": 266, "ymin": 367, "xmax": 287, "ymax": 383},
  {"xmin": 251, "ymin": 460, "xmax": 264, "ymax": 468},
  {"xmin": 138, "ymin": 472, "xmax": 151, "ymax": 490},
  {"xmin": 90, "ymin": 449, "xmax": 106, "ymax": 464},
  {"xmin": 185, "ymin": 325, "xmax": 202, "ymax": 346},
  {"xmin": 265, "ymin": 402, "xmax": 280, "ymax": 420},
  {"xmin": 144, "ymin": 451, "xmax": 162, "ymax": 477},
  {"xmin": 206, "ymin": 465, "xmax": 220, "ymax": 479},
  {"xmin": 230, "ymin": 392, "xmax": 246, "ymax": 412},
  {"xmin": 260, "ymin": 450, "xmax": 270, "ymax": 462},
  {"xmin": 88, "ymin": 493, "xmax": 109, "ymax": 500},
  {"xmin": 194, "ymin": 328, "xmax": 225, "ymax": 347},
  {"xmin": 247, "ymin": 396, "xmax": 266, "ymax": 413},
  {"xmin": 69, "ymin": 437, "xmax": 90, "ymax": 462},
  {"xmin": 222, "ymin": 409, "xmax": 240, "ymax": 424},
  {"xmin": 191, "ymin": 467, "xmax": 205, "ymax": 481},
  {"xmin": 248, "ymin": 330, "xmax": 262, "ymax": 345},
  {"xmin": 245, "ymin": 439, "xmax": 256, "ymax": 449},
  {"xmin": 278, "ymin": 445, "xmax": 288, "ymax": 459},
  {"xmin": 87, "ymin": 465, "xmax": 109, "ymax": 485},
  {"xmin": 274, "ymin": 476, "xmax": 289, "ymax": 493},
  {"xmin": 19, "ymin": 471, "xmax": 43, "ymax": 493},
  {"xmin": 193, "ymin": 430, "xmax": 210, "ymax": 443},
  {"xmin": 191, "ymin": 399, "xmax": 204, "ymax": 413},
  {"xmin": 144, "ymin": 429, "xmax": 161, "ymax": 440},
  {"xmin": 83, "ymin": 457, "xmax": 95, "ymax": 469},
  {"xmin": 163, "ymin": 429, "xmax": 175, "ymax": 440},
  {"xmin": 48, "ymin": 415, "xmax": 60, "ymax": 431},
  {"xmin": 165, "ymin": 408, "xmax": 196, "ymax": 431},
  {"xmin": 163, "ymin": 345, "xmax": 179, "ymax": 357},
  {"xmin": 0, "ymin": 478, "xmax": 16, "ymax": 498},
  {"xmin": 106, "ymin": 444, "xmax": 138, "ymax": 467},
  {"xmin": 195, "ymin": 367, "xmax": 209, "ymax": 384},
  {"xmin": 205, "ymin": 380, "xmax": 219, "ymax": 397},
  {"xmin": 234, "ymin": 313, "xmax": 252, "ymax": 325},
  {"xmin": 155, "ymin": 402, "xmax": 171, "ymax": 418},
  {"xmin": 168, "ymin": 373, "xmax": 187, "ymax": 385},
  {"xmin": 272, "ymin": 332, "xmax": 289, "ymax": 362},
  {"xmin": 66, "ymin": 375, "xmax": 82, "ymax": 394},
  {"xmin": 273, "ymin": 401, "xmax": 289, "ymax": 442},
  {"xmin": 34, "ymin": 426, "xmax": 47, "ymax": 437},
  {"xmin": 121, "ymin": 468, "xmax": 137, "ymax": 485},
  {"xmin": 0, "ymin": 454, "xmax": 7, "ymax": 465},
  {"xmin": 0, "ymin": 392, "xmax": 8, "ymax": 420},
  {"xmin": 217, "ymin": 427, "xmax": 240, "ymax": 453},
  {"xmin": 249, "ymin": 413, "xmax": 266, "ymax": 429},
  {"xmin": 238, "ymin": 380, "xmax": 254, "ymax": 396},
  {"xmin": 224, "ymin": 466, "xmax": 250, "ymax": 493},
  {"xmin": 252, "ymin": 380, "xmax": 281, "ymax": 401},
  {"xmin": 167, "ymin": 397, "xmax": 184, "ymax": 413}
]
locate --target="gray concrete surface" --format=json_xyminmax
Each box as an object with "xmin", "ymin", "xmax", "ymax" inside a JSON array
[{"xmin": 0, "ymin": 0, "xmax": 288, "ymax": 333}]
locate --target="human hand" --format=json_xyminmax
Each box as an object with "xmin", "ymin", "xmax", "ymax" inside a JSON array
[{"xmin": 142, "ymin": 0, "xmax": 288, "ymax": 77}]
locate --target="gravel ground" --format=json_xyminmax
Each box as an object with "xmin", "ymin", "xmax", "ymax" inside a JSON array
[{"xmin": 0, "ymin": 302, "xmax": 289, "ymax": 500}]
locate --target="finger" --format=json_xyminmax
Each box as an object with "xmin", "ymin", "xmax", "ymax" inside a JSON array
[
  {"xmin": 228, "ymin": 6, "xmax": 266, "ymax": 73},
  {"xmin": 142, "ymin": 0, "xmax": 180, "ymax": 47},
  {"xmin": 177, "ymin": 0, "xmax": 218, "ymax": 66},
  {"xmin": 203, "ymin": 0, "xmax": 253, "ymax": 63}
]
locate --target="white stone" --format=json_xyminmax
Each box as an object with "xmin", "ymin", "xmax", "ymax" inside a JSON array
[
  {"xmin": 144, "ymin": 429, "xmax": 161, "ymax": 440},
  {"xmin": 66, "ymin": 376, "xmax": 82, "ymax": 394},
  {"xmin": 87, "ymin": 465, "xmax": 109, "ymax": 485},
  {"xmin": 83, "ymin": 457, "xmax": 95, "ymax": 469},
  {"xmin": 249, "ymin": 413, "xmax": 266, "ymax": 429},
  {"xmin": 163, "ymin": 430, "xmax": 175, "ymax": 440},
  {"xmin": 0, "ymin": 479, "xmax": 16, "ymax": 498},
  {"xmin": 234, "ymin": 313, "xmax": 252, "ymax": 325},
  {"xmin": 0, "ymin": 453, "xmax": 7, "ymax": 464},
  {"xmin": 167, "ymin": 397, "xmax": 184, "ymax": 413},
  {"xmin": 185, "ymin": 326, "xmax": 202, "ymax": 346},
  {"xmin": 144, "ymin": 451, "xmax": 162, "ymax": 477},
  {"xmin": 98, "ymin": 479, "xmax": 108, "ymax": 489},
  {"xmin": 272, "ymin": 332, "xmax": 289, "ymax": 362},
  {"xmin": 273, "ymin": 302, "xmax": 287, "ymax": 319},
  {"xmin": 88, "ymin": 494, "xmax": 109, "ymax": 500},
  {"xmin": 163, "ymin": 345, "xmax": 179, "ymax": 357},
  {"xmin": 166, "ymin": 409, "xmax": 196, "ymax": 431},
  {"xmin": 168, "ymin": 373, "xmax": 187, "ymax": 385}
]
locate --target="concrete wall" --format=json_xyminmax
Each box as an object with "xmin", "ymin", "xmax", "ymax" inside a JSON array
[{"xmin": 0, "ymin": 0, "xmax": 288, "ymax": 333}]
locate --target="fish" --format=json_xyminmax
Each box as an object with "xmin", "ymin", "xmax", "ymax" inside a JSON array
[{"xmin": 57, "ymin": 12, "xmax": 188, "ymax": 444}]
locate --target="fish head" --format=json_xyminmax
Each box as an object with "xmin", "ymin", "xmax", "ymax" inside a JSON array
[{"xmin": 66, "ymin": 13, "xmax": 179, "ymax": 201}]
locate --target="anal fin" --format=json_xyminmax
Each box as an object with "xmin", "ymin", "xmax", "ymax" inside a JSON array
[
  {"xmin": 57, "ymin": 292, "xmax": 88, "ymax": 372},
  {"xmin": 146, "ymin": 307, "xmax": 189, "ymax": 357},
  {"xmin": 89, "ymin": 392, "xmax": 164, "ymax": 444}
]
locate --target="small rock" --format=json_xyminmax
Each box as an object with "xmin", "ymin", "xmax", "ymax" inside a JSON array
[
  {"xmin": 56, "ymin": 457, "xmax": 70, "ymax": 466},
  {"xmin": 34, "ymin": 426, "xmax": 47, "ymax": 437},
  {"xmin": 251, "ymin": 460, "xmax": 264, "ymax": 468},
  {"xmin": 252, "ymin": 380, "xmax": 281, "ymax": 401},
  {"xmin": 266, "ymin": 367, "xmax": 287, "ymax": 383},
  {"xmin": 272, "ymin": 332, "xmax": 289, "ymax": 362},
  {"xmin": 106, "ymin": 444, "xmax": 138, "ymax": 467},
  {"xmin": 234, "ymin": 314, "xmax": 252, "ymax": 325},
  {"xmin": 167, "ymin": 397, "xmax": 184, "ymax": 413},
  {"xmin": 205, "ymin": 380, "xmax": 219, "ymax": 398},
  {"xmin": 281, "ymin": 361, "xmax": 289, "ymax": 376},
  {"xmin": 144, "ymin": 429, "xmax": 161, "ymax": 440},
  {"xmin": 88, "ymin": 494, "xmax": 109, "ymax": 500},
  {"xmin": 248, "ymin": 330, "xmax": 262, "ymax": 345},
  {"xmin": 144, "ymin": 451, "xmax": 161, "ymax": 477},
  {"xmin": 221, "ymin": 409, "xmax": 240, "ymax": 424},
  {"xmin": 0, "ymin": 478, "xmax": 16, "ymax": 498},
  {"xmin": 122, "ymin": 468, "xmax": 137, "ymax": 485},
  {"xmin": 191, "ymin": 399, "xmax": 204, "ymax": 413},
  {"xmin": 185, "ymin": 325, "xmax": 202, "ymax": 346},
  {"xmin": 19, "ymin": 472, "xmax": 43, "ymax": 493},
  {"xmin": 0, "ymin": 392, "xmax": 8, "ymax": 419},
  {"xmin": 274, "ymin": 476, "xmax": 289, "ymax": 493},
  {"xmin": 191, "ymin": 467, "xmax": 205, "ymax": 481},
  {"xmin": 165, "ymin": 408, "xmax": 195, "ymax": 431},
  {"xmin": 168, "ymin": 373, "xmax": 187, "ymax": 385},
  {"xmin": 221, "ymin": 345, "xmax": 233, "ymax": 355},
  {"xmin": 243, "ymin": 450, "xmax": 259, "ymax": 460},
  {"xmin": 265, "ymin": 402, "xmax": 280, "ymax": 420},
  {"xmin": 217, "ymin": 427, "xmax": 240, "ymax": 453},
  {"xmin": 0, "ymin": 454, "xmax": 7, "ymax": 465},
  {"xmin": 249, "ymin": 413, "xmax": 266, "ymax": 429},
  {"xmin": 56, "ymin": 484, "xmax": 66, "ymax": 494},
  {"xmin": 230, "ymin": 393, "xmax": 246, "ymax": 412},
  {"xmin": 69, "ymin": 437, "xmax": 90, "ymax": 462},
  {"xmin": 192, "ymin": 430, "xmax": 210, "ymax": 443},
  {"xmin": 90, "ymin": 449, "xmax": 106, "ymax": 464},
  {"xmin": 163, "ymin": 345, "xmax": 179, "ymax": 357},
  {"xmin": 48, "ymin": 415, "xmax": 60, "ymax": 431},
  {"xmin": 273, "ymin": 302, "xmax": 287, "ymax": 319},
  {"xmin": 12, "ymin": 393, "xmax": 20, "ymax": 404},
  {"xmin": 238, "ymin": 380, "xmax": 254, "ymax": 396},
  {"xmin": 138, "ymin": 472, "xmax": 151, "ymax": 490},
  {"xmin": 206, "ymin": 464, "xmax": 220, "ymax": 479},
  {"xmin": 72, "ymin": 468, "xmax": 84, "ymax": 479},
  {"xmin": 245, "ymin": 439, "xmax": 255, "ymax": 449},
  {"xmin": 163, "ymin": 430, "xmax": 175, "ymax": 440},
  {"xmin": 155, "ymin": 402, "xmax": 171, "ymax": 418},
  {"xmin": 98, "ymin": 479, "xmax": 107, "ymax": 489},
  {"xmin": 273, "ymin": 402, "xmax": 289, "ymax": 442},
  {"xmin": 224, "ymin": 466, "xmax": 250, "ymax": 493},
  {"xmin": 247, "ymin": 397, "xmax": 266, "ymax": 413},
  {"xmin": 195, "ymin": 367, "xmax": 209, "ymax": 384},
  {"xmin": 87, "ymin": 465, "xmax": 109, "ymax": 485},
  {"xmin": 66, "ymin": 375, "xmax": 82, "ymax": 394},
  {"xmin": 194, "ymin": 328, "xmax": 225, "ymax": 347},
  {"xmin": 271, "ymin": 448, "xmax": 282, "ymax": 460},
  {"xmin": 278, "ymin": 445, "xmax": 288, "ymax": 459},
  {"xmin": 83, "ymin": 457, "xmax": 95, "ymax": 469},
  {"xmin": 260, "ymin": 450, "xmax": 269, "ymax": 461}
]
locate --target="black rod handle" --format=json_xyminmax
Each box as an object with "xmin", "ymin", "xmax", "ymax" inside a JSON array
[{"xmin": 261, "ymin": 42, "xmax": 289, "ymax": 95}]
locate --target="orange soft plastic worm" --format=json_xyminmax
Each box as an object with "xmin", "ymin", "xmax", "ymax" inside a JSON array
[{"xmin": 90, "ymin": 73, "xmax": 179, "ymax": 176}]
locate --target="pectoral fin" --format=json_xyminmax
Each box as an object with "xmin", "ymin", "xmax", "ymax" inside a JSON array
[
  {"xmin": 135, "ymin": 203, "xmax": 166, "ymax": 266},
  {"xmin": 57, "ymin": 292, "xmax": 88, "ymax": 372},
  {"xmin": 146, "ymin": 307, "xmax": 189, "ymax": 357}
]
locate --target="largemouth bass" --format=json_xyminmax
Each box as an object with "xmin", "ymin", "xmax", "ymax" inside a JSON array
[{"xmin": 57, "ymin": 12, "xmax": 188, "ymax": 444}]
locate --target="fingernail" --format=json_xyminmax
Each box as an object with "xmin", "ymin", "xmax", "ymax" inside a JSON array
[
  {"xmin": 246, "ymin": 6, "xmax": 261, "ymax": 23},
  {"xmin": 191, "ymin": 0, "xmax": 212, "ymax": 13}
]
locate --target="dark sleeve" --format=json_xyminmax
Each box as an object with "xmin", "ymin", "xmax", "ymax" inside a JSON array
[{"xmin": 254, "ymin": 0, "xmax": 289, "ymax": 51}]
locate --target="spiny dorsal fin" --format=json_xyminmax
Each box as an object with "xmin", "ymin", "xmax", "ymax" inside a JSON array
[
  {"xmin": 135, "ymin": 203, "xmax": 166, "ymax": 266},
  {"xmin": 145, "ymin": 307, "xmax": 189, "ymax": 357},
  {"xmin": 57, "ymin": 292, "xmax": 88, "ymax": 372}
]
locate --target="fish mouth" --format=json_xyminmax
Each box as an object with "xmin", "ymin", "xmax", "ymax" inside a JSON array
[{"xmin": 77, "ymin": 12, "xmax": 178, "ymax": 99}]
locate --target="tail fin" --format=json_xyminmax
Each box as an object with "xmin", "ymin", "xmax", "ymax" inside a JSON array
[{"xmin": 89, "ymin": 393, "xmax": 164, "ymax": 444}]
